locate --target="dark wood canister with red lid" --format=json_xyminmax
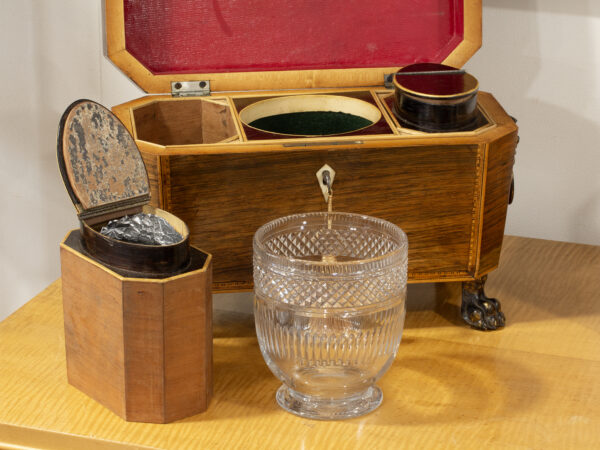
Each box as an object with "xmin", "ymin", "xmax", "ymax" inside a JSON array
[
  {"xmin": 393, "ymin": 63, "xmax": 481, "ymax": 132},
  {"xmin": 104, "ymin": 0, "xmax": 517, "ymax": 330},
  {"xmin": 58, "ymin": 100, "xmax": 213, "ymax": 423}
]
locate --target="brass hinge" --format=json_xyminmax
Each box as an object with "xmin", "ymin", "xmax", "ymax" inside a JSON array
[{"xmin": 171, "ymin": 81, "xmax": 211, "ymax": 97}]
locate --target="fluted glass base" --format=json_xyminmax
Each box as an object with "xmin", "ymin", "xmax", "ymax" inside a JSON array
[{"xmin": 276, "ymin": 385, "xmax": 383, "ymax": 420}]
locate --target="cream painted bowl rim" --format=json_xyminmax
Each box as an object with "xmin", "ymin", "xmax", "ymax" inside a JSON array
[{"xmin": 238, "ymin": 94, "xmax": 382, "ymax": 137}]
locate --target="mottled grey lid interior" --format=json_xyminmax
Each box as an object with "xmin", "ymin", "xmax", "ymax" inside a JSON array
[{"xmin": 58, "ymin": 100, "xmax": 149, "ymax": 215}]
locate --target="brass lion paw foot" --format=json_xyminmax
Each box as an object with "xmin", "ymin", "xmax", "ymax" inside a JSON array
[{"xmin": 461, "ymin": 276, "xmax": 505, "ymax": 331}]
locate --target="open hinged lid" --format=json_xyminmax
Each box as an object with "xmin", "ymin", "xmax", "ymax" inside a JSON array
[
  {"xmin": 105, "ymin": 0, "xmax": 482, "ymax": 94},
  {"xmin": 57, "ymin": 100, "xmax": 150, "ymax": 221}
]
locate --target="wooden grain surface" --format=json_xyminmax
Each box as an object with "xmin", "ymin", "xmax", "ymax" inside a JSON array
[
  {"xmin": 132, "ymin": 100, "xmax": 237, "ymax": 146},
  {"xmin": 477, "ymin": 131, "xmax": 518, "ymax": 275},
  {"xmin": 112, "ymin": 90, "xmax": 517, "ymax": 291},
  {"xmin": 1, "ymin": 236, "xmax": 599, "ymax": 448},
  {"xmin": 60, "ymin": 233, "xmax": 212, "ymax": 424},
  {"xmin": 60, "ymin": 242, "xmax": 127, "ymax": 418},
  {"xmin": 121, "ymin": 280, "xmax": 165, "ymax": 423},
  {"xmin": 168, "ymin": 144, "xmax": 482, "ymax": 291},
  {"xmin": 111, "ymin": 91, "xmax": 514, "ymax": 156},
  {"xmin": 139, "ymin": 152, "xmax": 162, "ymax": 209}
]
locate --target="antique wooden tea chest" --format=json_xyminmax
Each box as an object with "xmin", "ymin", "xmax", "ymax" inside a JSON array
[
  {"xmin": 58, "ymin": 100, "xmax": 213, "ymax": 423},
  {"xmin": 105, "ymin": 0, "xmax": 517, "ymax": 330}
]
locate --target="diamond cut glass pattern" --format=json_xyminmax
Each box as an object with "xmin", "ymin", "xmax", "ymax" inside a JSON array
[{"xmin": 253, "ymin": 212, "xmax": 408, "ymax": 420}]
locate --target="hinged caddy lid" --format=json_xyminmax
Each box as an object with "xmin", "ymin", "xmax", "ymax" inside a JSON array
[
  {"xmin": 57, "ymin": 100, "xmax": 150, "ymax": 220},
  {"xmin": 106, "ymin": 0, "xmax": 481, "ymax": 93}
]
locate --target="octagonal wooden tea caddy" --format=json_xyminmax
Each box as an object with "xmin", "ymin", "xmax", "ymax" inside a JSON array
[
  {"xmin": 105, "ymin": 0, "xmax": 518, "ymax": 330},
  {"xmin": 58, "ymin": 100, "xmax": 213, "ymax": 423}
]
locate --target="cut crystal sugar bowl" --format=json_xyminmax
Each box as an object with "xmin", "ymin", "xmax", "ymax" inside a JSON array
[{"xmin": 253, "ymin": 212, "xmax": 408, "ymax": 420}]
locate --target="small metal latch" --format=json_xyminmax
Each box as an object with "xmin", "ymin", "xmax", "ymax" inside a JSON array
[
  {"xmin": 171, "ymin": 80, "xmax": 211, "ymax": 97},
  {"xmin": 384, "ymin": 73, "xmax": 395, "ymax": 89},
  {"xmin": 316, "ymin": 164, "xmax": 335, "ymax": 203}
]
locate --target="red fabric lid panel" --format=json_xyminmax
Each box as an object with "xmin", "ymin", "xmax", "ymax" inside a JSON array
[{"xmin": 123, "ymin": 0, "xmax": 464, "ymax": 75}]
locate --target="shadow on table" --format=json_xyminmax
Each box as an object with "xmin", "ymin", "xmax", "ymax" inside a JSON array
[
  {"xmin": 404, "ymin": 282, "xmax": 466, "ymax": 329},
  {"xmin": 177, "ymin": 337, "xmax": 280, "ymax": 423},
  {"xmin": 405, "ymin": 237, "xmax": 600, "ymax": 329},
  {"xmin": 180, "ymin": 339, "xmax": 542, "ymax": 425},
  {"xmin": 364, "ymin": 349, "xmax": 543, "ymax": 426}
]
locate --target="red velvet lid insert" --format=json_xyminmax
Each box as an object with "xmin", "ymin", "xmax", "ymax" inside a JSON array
[
  {"xmin": 394, "ymin": 63, "xmax": 478, "ymax": 97},
  {"xmin": 123, "ymin": 0, "xmax": 465, "ymax": 75}
]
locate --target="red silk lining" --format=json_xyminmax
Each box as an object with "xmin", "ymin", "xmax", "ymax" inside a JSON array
[{"xmin": 123, "ymin": 0, "xmax": 464, "ymax": 75}]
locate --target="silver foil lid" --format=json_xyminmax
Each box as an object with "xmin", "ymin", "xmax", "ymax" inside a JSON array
[{"xmin": 101, "ymin": 213, "xmax": 182, "ymax": 246}]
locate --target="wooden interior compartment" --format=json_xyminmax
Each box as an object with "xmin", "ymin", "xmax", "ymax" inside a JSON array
[
  {"xmin": 233, "ymin": 91, "xmax": 395, "ymax": 140},
  {"xmin": 238, "ymin": 94, "xmax": 382, "ymax": 137},
  {"xmin": 132, "ymin": 98, "xmax": 238, "ymax": 146}
]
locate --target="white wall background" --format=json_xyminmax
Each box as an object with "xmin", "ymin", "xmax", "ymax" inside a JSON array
[
  {"xmin": 1, "ymin": 0, "xmax": 599, "ymax": 321},
  {"xmin": 466, "ymin": 0, "xmax": 600, "ymax": 247}
]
